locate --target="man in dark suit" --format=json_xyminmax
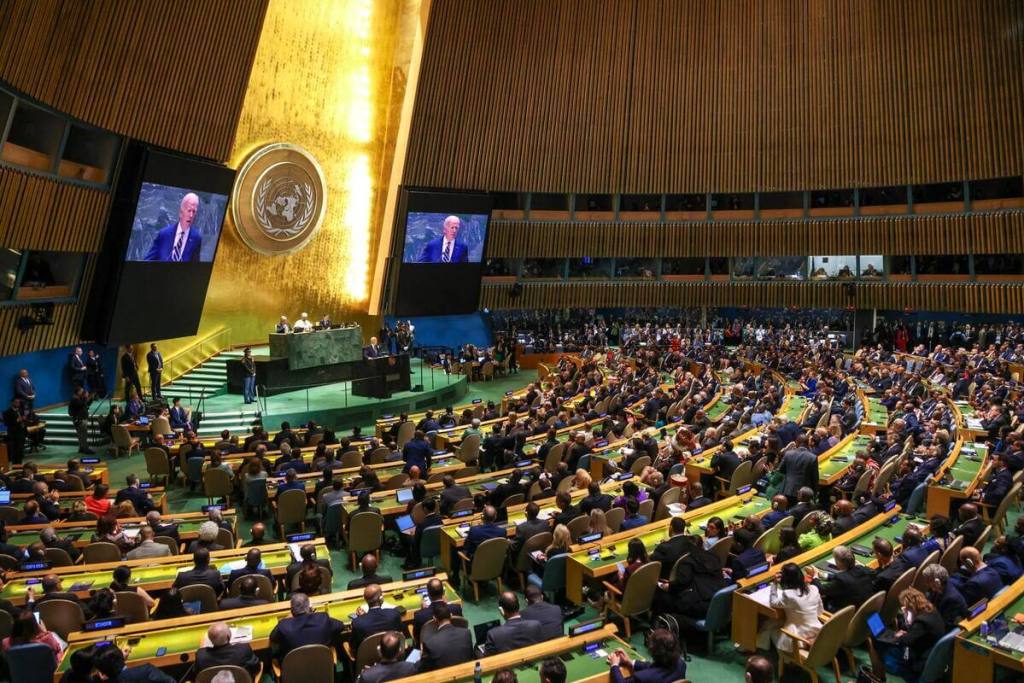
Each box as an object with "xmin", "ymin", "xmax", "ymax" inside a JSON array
[
  {"xmin": 651, "ymin": 516, "xmax": 698, "ymax": 580},
  {"xmin": 3, "ymin": 399, "xmax": 26, "ymax": 465},
  {"xmin": 68, "ymin": 347, "xmax": 87, "ymax": 389},
  {"xmin": 146, "ymin": 511, "xmax": 181, "ymax": 547},
  {"xmin": 871, "ymin": 538, "xmax": 906, "ymax": 593},
  {"xmin": 31, "ymin": 574, "xmax": 92, "ymax": 618},
  {"xmin": 402, "ymin": 431, "xmax": 433, "ymax": 474},
  {"xmin": 13, "ymin": 369, "xmax": 35, "ymax": 414},
  {"xmin": 579, "ymin": 482, "xmax": 613, "ymax": 514},
  {"xmin": 490, "ymin": 469, "xmax": 527, "ymax": 509},
  {"xmin": 552, "ymin": 491, "xmax": 580, "ymax": 527},
  {"xmin": 419, "ymin": 602, "xmax": 474, "ymax": 671},
  {"xmin": 40, "ymin": 526, "xmax": 81, "ymax": 562},
  {"xmin": 120, "ymin": 345, "xmax": 143, "ymax": 400},
  {"xmin": 411, "ymin": 578, "xmax": 464, "ymax": 642},
  {"xmin": 356, "ymin": 630, "xmax": 417, "ymax": 682},
  {"xmin": 114, "ymin": 474, "xmax": 155, "ymax": 515},
  {"xmin": 94, "ymin": 644, "xmax": 174, "ymax": 683},
  {"xmin": 515, "ymin": 503, "xmax": 550, "ymax": 548},
  {"xmin": 779, "ymin": 436, "xmax": 819, "ymax": 503},
  {"xmin": 480, "ymin": 591, "xmax": 544, "ymax": 655},
  {"xmin": 816, "ymin": 545, "xmax": 876, "ymax": 612},
  {"xmin": 418, "ymin": 215, "xmax": 470, "ymax": 263},
  {"xmin": 347, "ymin": 553, "xmax": 393, "ymax": 590},
  {"xmin": 439, "ymin": 475, "xmax": 471, "ymax": 515},
  {"xmin": 146, "ymin": 344, "xmax": 163, "ymax": 399},
  {"xmin": 521, "ymin": 585, "xmax": 564, "ymax": 640},
  {"xmin": 220, "ymin": 575, "xmax": 270, "ymax": 611},
  {"xmin": 350, "ymin": 584, "xmax": 403, "ymax": 653},
  {"xmin": 404, "ymin": 497, "xmax": 443, "ymax": 570},
  {"xmin": 363, "ymin": 336, "xmax": 385, "ymax": 359},
  {"xmin": 709, "ymin": 440, "xmax": 742, "ymax": 492},
  {"xmin": 270, "ymin": 592, "xmax": 344, "ymax": 658},
  {"xmin": 787, "ymin": 487, "xmax": 818, "ymax": 527},
  {"xmin": 950, "ymin": 546, "xmax": 1004, "ymax": 605},
  {"xmin": 195, "ymin": 622, "xmax": 261, "ymax": 677},
  {"xmin": 144, "ymin": 193, "xmax": 203, "ymax": 262},
  {"xmin": 172, "ymin": 549, "xmax": 224, "ymax": 596},
  {"xmin": 227, "ymin": 548, "xmax": 274, "ymax": 589},
  {"xmin": 922, "ymin": 564, "xmax": 968, "ymax": 630},
  {"xmin": 169, "ymin": 398, "xmax": 191, "ymax": 431},
  {"xmin": 978, "ymin": 455, "xmax": 1013, "ymax": 508},
  {"xmin": 463, "ymin": 505, "xmax": 506, "ymax": 559},
  {"xmin": 954, "ymin": 503, "xmax": 985, "ymax": 549}
]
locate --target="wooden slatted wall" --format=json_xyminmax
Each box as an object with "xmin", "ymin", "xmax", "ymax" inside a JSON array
[
  {"xmin": 406, "ymin": 0, "xmax": 1024, "ymax": 193},
  {"xmin": 0, "ymin": 0, "xmax": 269, "ymax": 161}
]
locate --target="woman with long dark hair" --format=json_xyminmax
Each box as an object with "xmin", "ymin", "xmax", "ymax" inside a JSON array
[
  {"xmin": 2, "ymin": 609, "xmax": 65, "ymax": 662},
  {"xmin": 759, "ymin": 562, "xmax": 823, "ymax": 653}
]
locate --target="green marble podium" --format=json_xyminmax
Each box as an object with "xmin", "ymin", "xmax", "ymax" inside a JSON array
[{"xmin": 268, "ymin": 325, "xmax": 363, "ymax": 370}]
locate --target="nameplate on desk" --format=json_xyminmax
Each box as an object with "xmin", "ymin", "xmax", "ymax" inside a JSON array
[
  {"xmin": 579, "ymin": 532, "xmax": 603, "ymax": 544},
  {"xmin": 81, "ymin": 458, "xmax": 100, "ymax": 464},
  {"xmin": 84, "ymin": 617, "xmax": 124, "ymax": 632},
  {"xmin": 349, "ymin": 488, "xmax": 370, "ymax": 498},
  {"xmin": 970, "ymin": 600, "xmax": 988, "ymax": 618},
  {"xmin": 594, "ymin": 440, "xmax": 608, "ymax": 448},
  {"xmin": 139, "ymin": 483, "xmax": 152, "ymax": 489},
  {"xmin": 202, "ymin": 504, "xmax": 224, "ymax": 512},
  {"xmin": 20, "ymin": 562, "xmax": 49, "ymax": 571},
  {"xmin": 513, "ymin": 460, "xmax": 532, "ymax": 469},
  {"xmin": 381, "ymin": 415, "xmax": 393, "ymax": 419},
  {"xmin": 737, "ymin": 485, "xmax": 752, "ymax": 494},
  {"xmin": 570, "ymin": 619, "xmax": 604, "ymax": 637},
  {"xmin": 472, "ymin": 399, "xmax": 482, "ymax": 404},
  {"xmin": 883, "ymin": 500, "xmax": 897, "ymax": 512},
  {"xmin": 505, "ymin": 391, "xmax": 514, "ymax": 396},
  {"xmin": 451, "ymin": 509, "xmax": 474, "ymax": 519},
  {"xmin": 402, "ymin": 567, "xmax": 436, "ymax": 580},
  {"xmin": 287, "ymin": 532, "xmax": 315, "ymax": 543},
  {"xmin": 748, "ymin": 563, "xmax": 770, "ymax": 576},
  {"xmin": 614, "ymin": 472, "xmax": 633, "ymax": 481}
]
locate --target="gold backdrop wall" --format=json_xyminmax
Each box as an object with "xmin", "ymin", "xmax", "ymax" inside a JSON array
[{"xmin": 156, "ymin": 0, "xmax": 420, "ymax": 360}]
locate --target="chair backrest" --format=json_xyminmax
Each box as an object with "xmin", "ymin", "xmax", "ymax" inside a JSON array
[
  {"xmin": 708, "ymin": 536, "xmax": 734, "ymax": 567},
  {"xmin": 43, "ymin": 547, "xmax": 74, "ymax": 567},
  {"xmin": 354, "ymin": 633, "xmax": 386, "ymax": 676},
  {"xmin": 419, "ymin": 525, "xmax": 443, "ymax": 561},
  {"xmin": 704, "ymin": 584, "xmax": 738, "ymax": 632},
  {"xmin": 216, "ymin": 527, "xmax": 235, "ymax": 549},
  {"xmin": 619, "ymin": 561, "xmax": 662, "ymax": 617},
  {"xmin": 459, "ymin": 434, "xmax": 481, "ymax": 463},
  {"xmin": 794, "ymin": 511, "xmax": 820, "ymax": 537},
  {"xmin": 196, "ymin": 666, "xmax": 252, "ymax": 683},
  {"xmin": 228, "ymin": 573, "xmax": 275, "ymax": 602},
  {"xmin": 276, "ymin": 488, "xmax": 308, "ymax": 525},
  {"xmin": 852, "ymin": 468, "xmax": 874, "ymax": 498},
  {"xmin": 179, "ymin": 583, "xmax": 219, "ymax": 614},
  {"xmin": 906, "ymin": 482, "xmax": 927, "ymax": 516},
  {"xmin": 426, "ymin": 472, "xmax": 446, "ymax": 485},
  {"xmin": 115, "ymin": 590, "xmax": 151, "ymax": 623},
  {"xmin": 469, "ymin": 537, "xmax": 511, "ymax": 581},
  {"xmin": 368, "ymin": 447, "xmax": 390, "ymax": 464},
  {"xmin": 322, "ymin": 502, "xmax": 345, "ymax": 540},
  {"xmin": 396, "ymin": 421, "xmax": 416, "ymax": 449},
  {"xmin": 604, "ymin": 506, "xmax": 626, "ymax": 533},
  {"xmin": 290, "ymin": 565, "xmax": 333, "ymax": 595},
  {"xmin": 991, "ymin": 482, "xmax": 1021, "ymax": 534},
  {"xmin": 281, "ymin": 643, "xmax": 335, "ymax": 683},
  {"xmin": 844, "ymin": 591, "xmax": 885, "ymax": 648},
  {"xmin": 724, "ymin": 459, "xmax": 754, "ymax": 495},
  {"xmin": 204, "ymin": 468, "xmax": 233, "ymax": 497},
  {"xmin": 750, "ymin": 456, "xmax": 768, "ymax": 482},
  {"xmin": 668, "ymin": 554, "xmax": 690, "ymax": 583},
  {"xmin": 912, "ymin": 550, "xmax": 941, "ymax": 591},
  {"xmin": 348, "ymin": 511, "xmax": 384, "ymax": 555},
  {"xmin": 340, "ymin": 450, "xmax": 363, "ymax": 468},
  {"xmin": 382, "ymin": 473, "xmax": 409, "ymax": 490},
  {"xmin": 630, "ymin": 456, "xmax": 652, "ymax": 476},
  {"xmin": 37, "ymin": 598, "xmax": 84, "ymax": 639},
  {"xmin": 83, "ymin": 541, "xmax": 122, "ymax": 564},
  {"xmin": 150, "ymin": 416, "xmax": 172, "ymax": 437},
  {"xmin": 918, "ymin": 627, "xmax": 961, "ymax": 682},
  {"xmin": 638, "ymin": 498, "xmax": 654, "ymax": 520},
  {"xmin": 654, "ymin": 486, "xmax": 681, "ymax": 521},
  {"xmin": 541, "ymin": 553, "xmax": 568, "ymax": 593},
  {"xmin": 566, "ymin": 515, "xmax": 590, "ymax": 541},
  {"xmin": 145, "ymin": 448, "xmax": 171, "ymax": 477},
  {"xmin": 451, "ymin": 497, "xmax": 475, "ymax": 512},
  {"xmin": 245, "ymin": 477, "xmax": 269, "ymax": 507},
  {"xmin": 543, "ymin": 443, "xmax": 566, "ymax": 473},
  {"xmin": 753, "ymin": 524, "xmax": 782, "ymax": 555},
  {"xmin": 515, "ymin": 531, "xmax": 552, "ymax": 572},
  {"xmin": 154, "ymin": 535, "xmax": 179, "ymax": 555},
  {"xmin": 803, "ymin": 605, "xmax": 855, "ymax": 669},
  {"xmin": 0, "ymin": 506, "xmax": 21, "ymax": 524},
  {"xmin": 65, "ymin": 474, "xmax": 85, "ymax": 491},
  {"xmin": 185, "ymin": 457, "xmax": 205, "ymax": 484},
  {"xmin": 872, "ymin": 459, "xmax": 898, "ymax": 496},
  {"xmin": 502, "ymin": 493, "xmax": 526, "ymax": 508},
  {"xmin": 0, "ymin": 609, "xmax": 11, "ymax": 640},
  {"xmin": 556, "ymin": 477, "xmax": 574, "ymax": 495},
  {"xmin": 940, "ymin": 535, "xmax": 964, "ymax": 574},
  {"xmin": 454, "ymin": 466, "xmax": 479, "ymax": 478},
  {"xmin": 973, "ymin": 524, "xmax": 992, "ymax": 551},
  {"xmin": 7, "ymin": 642, "xmax": 57, "ymax": 683},
  {"xmin": 112, "ymin": 424, "xmax": 133, "ymax": 448},
  {"xmin": 881, "ymin": 568, "xmax": 916, "ymax": 624}
]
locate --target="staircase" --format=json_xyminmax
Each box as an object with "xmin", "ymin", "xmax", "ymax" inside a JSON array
[
  {"xmin": 161, "ymin": 350, "xmax": 237, "ymax": 399},
  {"xmin": 38, "ymin": 399, "xmax": 111, "ymax": 448},
  {"xmin": 197, "ymin": 407, "xmax": 263, "ymax": 438}
]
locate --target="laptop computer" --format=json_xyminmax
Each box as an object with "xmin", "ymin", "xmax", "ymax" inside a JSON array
[
  {"xmin": 395, "ymin": 515, "xmax": 416, "ymax": 534},
  {"xmin": 473, "ymin": 619, "xmax": 502, "ymax": 647},
  {"xmin": 0, "ymin": 490, "xmax": 9, "ymax": 505},
  {"xmin": 396, "ymin": 488, "xmax": 414, "ymax": 504},
  {"xmin": 867, "ymin": 612, "xmax": 900, "ymax": 645}
]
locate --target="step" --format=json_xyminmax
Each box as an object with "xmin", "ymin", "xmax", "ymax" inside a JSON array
[{"xmin": 203, "ymin": 409, "xmax": 261, "ymax": 418}]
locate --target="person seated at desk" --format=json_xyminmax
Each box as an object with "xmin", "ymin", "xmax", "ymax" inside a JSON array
[
  {"xmin": 950, "ymin": 546, "xmax": 1004, "ymax": 605},
  {"xmin": 85, "ymin": 482, "xmax": 113, "ymax": 517},
  {"xmin": 94, "ymin": 640, "xmax": 175, "ymax": 683},
  {"xmin": 220, "ymin": 574, "xmax": 269, "ymax": 611},
  {"xmin": 114, "ymin": 474, "xmax": 155, "ymax": 515},
  {"xmin": 814, "ymin": 545, "xmax": 875, "ymax": 612},
  {"xmin": 29, "ymin": 574, "xmax": 92, "ymax": 617},
  {"xmin": 292, "ymin": 312, "xmax": 313, "ymax": 333},
  {"xmin": 364, "ymin": 336, "xmax": 386, "ymax": 359},
  {"xmin": 621, "ymin": 497, "xmax": 650, "ymax": 531},
  {"xmin": 652, "ymin": 538, "xmax": 727, "ymax": 621},
  {"xmin": 196, "ymin": 621, "xmax": 261, "ymax": 678},
  {"xmin": 522, "ymin": 584, "xmax": 564, "ymax": 640},
  {"xmin": 144, "ymin": 510, "xmax": 180, "ymax": 546},
  {"xmin": 871, "ymin": 538, "xmax": 906, "ymax": 593},
  {"xmin": 126, "ymin": 526, "xmax": 172, "ymax": 559},
  {"xmin": 651, "ymin": 517, "xmax": 698, "ymax": 580},
  {"xmin": 685, "ymin": 482, "xmax": 712, "ymax": 510},
  {"xmin": 274, "ymin": 469, "xmax": 306, "ymax": 498},
  {"xmin": 463, "ymin": 505, "xmax": 506, "ymax": 558},
  {"xmin": 953, "ymin": 503, "xmax": 985, "ymax": 549},
  {"xmin": 412, "ymin": 577, "xmax": 463, "ymax": 641},
  {"xmin": 580, "ymin": 482, "xmax": 613, "ymax": 514},
  {"xmin": 607, "ymin": 627, "xmax": 687, "ymax": 683},
  {"xmin": 275, "ymin": 316, "xmax": 291, "ymax": 334},
  {"xmin": 274, "ymin": 422, "xmax": 302, "ymax": 449},
  {"xmin": 490, "ymin": 468, "xmax": 527, "ymax": 508},
  {"xmin": 124, "ymin": 389, "xmax": 145, "ymax": 421},
  {"xmin": 282, "ymin": 543, "xmax": 331, "ymax": 587},
  {"xmin": 92, "ymin": 514, "xmax": 135, "ymax": 554},
  {"xmin": 356, "ymin": 630, "xmax": 416, "ymax": 683},
  {"xmin": 173, "ymin": 548, "xmax": 224, "ymax": 596},
  {"xmin": 18, "ymin": 499, "xmax": 49, "ymax": 525},
  {"xmin": 439, "ymin": 475, "xmax": 471, "ymax": 515},
  {"xmin": 109, "ymin": 565, "xmax": 156, "ymax": 609},
  {"xmin": 317, "ymin": 314, "xmax": 332, "ymax": 330},
  {"xmin": 976, "ymin": 454, "xmax": 1013, "ymax": 509},
  {"xmin": 347, "ymin": 552, "xmax": 392, "ymax": 590},
  {"xmin": 350, "ymin": 584, "xmax": 403, "ymax": 653},
  {"xmin": 921, "ymin": 564, "xmax": 967, "ymax": 630},
  {"xmin": 986, "ymin": 535, "xmax": 1024, "ymax": 585},
  {"xmin": 480, "ymin": 591, "xmax": 544, "ymax": 656},
  {"xmin": 40, "ymin": 526, "xmax": 80, "ymax": 562},
  {"xmin": 402, "ymin": 430, "xmax": 432, "ymax": 474},
  {"xmin": 2, "ymin": 610, "xmax": 66, "ymax": 666},
  {"xmin": 798, "ymin": 513, "xmax": 833, "ymax": 551},
  {"xmin": 276, "ymin": 449, "xmax": 309, "ymax": 476},
  {"xmin": 865, "ymin": 588, "xmax": 946, "ymax": 682},
  {"xmin": 169, "ymin": 397, "xmax": 192, "ymax": 431},
  {"xmin": 540, "ymin": 659, "xmax": 567, "ymax": 683},
  {"xmin": 418, "ymin": 602, "xmax": 474, "ymax": 672}
]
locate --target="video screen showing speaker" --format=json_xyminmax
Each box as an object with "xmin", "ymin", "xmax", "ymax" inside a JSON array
[
  {"xmin": 394, "ymin": 190, "xmax": 492, "ymax": 316},
  {"xmin": 82, "ymin": 143, "xmax": 235, "ymax": 344}
]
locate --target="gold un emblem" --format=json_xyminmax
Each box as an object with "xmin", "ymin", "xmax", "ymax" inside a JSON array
[{"xmin": 231, "ymin": 143, "xmax": 327, "ymax": 255}]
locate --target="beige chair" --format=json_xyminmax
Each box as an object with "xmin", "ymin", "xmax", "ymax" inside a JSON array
[
  {"xmin": 880, "ymin": 568, "xmax": 916, "ymax": 625},
  {"xmin": 939, "ymin": 535, "xmax": 964, "ymax": 574},
  {"xmin": 216, "ymin": 527, "xmax": 235, "ymax": 549},
  {"xmin": 778, "ymin": 605, "xmax": 854, "ymax": 683},
  {"xmin": 37, "ymin": 599, "xmax": 84, "ymax": 640},
  {"xmin": 396, "ymin": 421, "xmax": 416, "ymax": 450},
  {"xmin": 227, "ymin": 573, "xmax": 275, "ymax": 602},
  {"xmin": 290, "ymin": 565, "xmax": 333, "ymax": 595},
  {"xmin": 717, "ymin": 460, "xmax": 753, "ymax": 499},
  {"xmin": 556, "ymin": 477, "xmax": 574, "ymax": 495},
  {"xmin": 850, "ymin": 468, "xmax": 874, "ymax": 500},
  {"xmin": 203, "ymin": 468, "xmax": 233, "ymax": 506},
  {"xmin": 196, "ymin": 666, "xmax": 253, "ymax": 683},
  {"xmin": 753, "ymin": 516, "xmax": 793, "ymax": 556},
  {"xmin": 83, "ymin": 541, "xmax": 122, "ymax": 564},
  {"xmin": 114, "ymin": 590, "xmax": 151, "ymax": 623},
  {"xmin": 154, "ymin": 535, "xmax": 179, "ymax": 555},
  {"xmin": 841, "ymin": 591, "xmax": 885, "ymax": 671},
  {"xmin": 340, "ymin": 450, "xmax": 363, "ymax": 468},
  {"xmin": 458, "ymin": 434, "xmax": 481, "ymax": 463},
  {"xmin": 43, "ymin": 547, "xmax": 74, "ymax": 567},
  {"xmin": 347, "ymin": 511, "xmax": 384, "ymax": 570},
  {"xmin": 654, "ymin": 486, "xmax": 681, "ymax": 521},
  {"xmin": 501, "ymin": 493, "xmax": 525, "ymax": 509},
  {"xmin": 179, "ymin": 584, "xmax": 219, "ymax": 614},
  {"xmin": 794, "ymin": 511, "xmax": 821, "ymax": 537},
  {"xmin": 451, "ymin": 498, "xmax": 475, "ymax": 512},
  {"xmin": 514, "ymin": 531, "xmax": 552, "ymax": 590},
  {"xmin": 602, "ymin": 560, "xmax": 661, "ymax": 638},
  {"xmin": 972, "ymin": 524, "xmax": 993, "ymax": 551},
  {"xmin": 458, "ymin": 536, "xmax": 511, "ymax": 601},
  {"xmin": 274, "ymin": 488, "xmax": 309, "ymax": 538},
  {"xmin": 566, "ymin": 515, "xmax": 590, "ymax": 542},
  {"xmin": 345, "ymin": 632, "xmax": 385, "ymax": 679},
  {"xmin": 144, "ymin": 447, "xmax": 171, "ymax": 486},
  {"xmin": 983, "ymin": 482, "xmax": 1020, "ymax": 535},
  {"xmin": 629, "ymin": 456, "xmax": 652, "ymax": 476},
  {"xmin": 0, "ymin": 610, "xmax": 11, "ymax": 640},
  {"xmin": 667, "ymin": 554, "xmax": 690, "ymax": 583},
  {"xmin": 367, "ymin": 447, "xmax": 390, "ymax": 464},
  {"xmin": 0, "ymin": 506, "xmax": 20, "ymax": 525},
  {"xmin": 382, "ymin": 473, "xmax": 409, "ymax": 490},
  {"xmin": 150, "ymin": 416, "xmax": 172, "ymax": 439},
  {"xmin": 275, "ymin": 643, "xmax": 335, "ymax": 682},
  {"xmin": 543, "ymin": 442, "xmax": 566, "ymax": 474},
  {"xmin": 453, "ymin": 466, "xmax": 479, "ymax": 478},
  {"xmin": 708, "ymin": 536, "xmax": 734, "ymax": 567},
  {"xmin": 911, "ymin": 550, "xmax": 940, "ymax": 591},
  {"xmin": 638, "ymin": 498, "xmax": 654, "ymax": 520},
  {"xmin": 605, "ymin": 506, "xmax": 626, "ymax": 533},
  {"xmin": 426, "ymin": 472, "xmax": 446, "ymax": 485},
  {"xmin": 111, "ymin": 424, "xmax": 140, "ymax": 458}
]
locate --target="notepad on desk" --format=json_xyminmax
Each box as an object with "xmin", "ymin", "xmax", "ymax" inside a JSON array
[
  {"xmin": 746, "ymin": 584, "xmax": 773, "ymax": 607},
  {"xmin": 230, "ymin": 626, "xmax": 253, "ymax": 644}
]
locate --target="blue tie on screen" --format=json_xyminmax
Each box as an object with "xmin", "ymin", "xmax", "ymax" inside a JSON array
[
  {"xmin": 172, "ymin": 232, "xmax": 185, "ymax": 262},
  {"xmin": 442, "ymin": 242, "xmax": 451, "ymax": 263}
]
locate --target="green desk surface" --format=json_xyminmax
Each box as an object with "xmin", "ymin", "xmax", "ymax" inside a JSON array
[
  {"xmin": 955, "ymin": 401, "xmax": 978, "ymax": 419},
  {"xmin": 572, "ymin": 495, "xmax": 771, "ymax": 571},
  {"xmin": 5, "ymin": 514, "xmax": 236, "ymax": 547},
  {"xmin": 706, "ymin": 398, "xmax": 730, "ymax": 421},
  {"xmin": 963, "ymin": 590, "xmax": 1024, "ymax": 652},
  {"xmin": 864, "ymin": 398, "xmax": 888, "ymax": 425},
  {"xmin": 58, "ymin": 583, "xmax": 459, "ymax": 672},
  {"xmin": 449, "ymin": 638, "xmax": 639, "ymax": 683},
  {"xmin": 782, "ymin": 396, "xmax": 807, "ymax": 422},
  {"xmin": 1, "ymin": 544, "xmax": 315, "ymax": 601},
  {"xmin": 819, "ymin": 435, "xmax": 874, "ymax": 480},
  {"xmin": 939, "ymin": 443, "xmax": 988, "ymax": 490}
]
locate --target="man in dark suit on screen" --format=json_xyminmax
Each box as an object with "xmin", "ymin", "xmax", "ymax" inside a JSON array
[
  {"xmin": 145, "ymin": 192, "xmax": 203, "ymax": 262},
  {"xmin": 418, "ymin": 215, "xmax": 469, "ymax": 263}
]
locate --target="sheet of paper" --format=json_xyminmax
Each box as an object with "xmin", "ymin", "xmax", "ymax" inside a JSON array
[{"xmin": 746, "ymin": 584, "xmax": 774, "ymax": 607}]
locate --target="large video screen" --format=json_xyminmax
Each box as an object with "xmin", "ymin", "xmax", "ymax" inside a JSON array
[
  {"xmin": 125, "ymin": 183, "xmax": 228, "ymax": 263},
  {"xmin": 82, "ymin": 144, "xmax": 235, "ymax": 344},
  {"xmin": 401, "ymin": 212, "xmax": 488, "ymax": 264},
  {"xmin": 394, "ymin": 190, "xmax": 492, "ymax": 316}
]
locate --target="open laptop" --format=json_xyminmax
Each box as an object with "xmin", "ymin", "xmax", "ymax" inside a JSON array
[
  {"xmin": 473, "ymin": 619, "xmax": 502, "ymax": 647},
  {"xmin": 0, "ymin": 490, "xmax": 9, "ymax": 505},
  {"xmin": 396, "ymin": 488, "xmax": 414, "ymax": 504},
  {"xmin": 867, "ymin": 612, "xmax": 900, "ymax": 645},
  {"xmin": 395, "ymin": 514, "xmax": 416, "ymax": 534}
]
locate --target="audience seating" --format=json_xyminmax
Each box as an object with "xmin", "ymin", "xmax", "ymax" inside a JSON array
[
  {"xmin": 602, "ymin": 560, "xmax": 661, "ymax": 638},
  {"xmin": 778, "ymin": 605, "xmax": 854, "ymax": 683},
  {"xmin": 459, "ymin": 536, "xmax": 510, "ymax": 601}
]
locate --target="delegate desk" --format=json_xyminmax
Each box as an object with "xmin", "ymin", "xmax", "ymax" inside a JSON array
[
  {"xmin": 375, "ymin": 398, "xmax": 491, "ymax": 437},
  {"xmin": 731, "ymin": 507, "xmax": 918, "ymax": 652},
  {"xmin": 565, "ymin": 491, "xmax": 772, "ymax": 604},
  {"xmin": 0, "ymin": 540, "xmax": 328, "ymax": 607},
  {"xmin": 264, "ymin": 454, "xmax": 464, "ymax": 498},
  {"xmin": 859, "ymin": 394, "xmax": 889, "ymax": 434},
  {"xmin": 3, "ymin": 464, "xmax": 109, "ymax": 487},
  {"xmin": 56, "ymin": 575, "xmax": 458, "ymax": 680},
  {"xmin": 817, "ymin": 432, "xmax": 874, "ymax": 487},
  {"xmin": 396, "ymin": 623, "xmax": 637, "ymax": 683},
  {"xmin": 4, "ymin": 509, "xmax": 238, "ymax": 550},
  {"xmin": 927, "ymin": 441, "xmax": 989, "ymax": 518},
  {"xmin": 10, "ymin": 487, "xmax": 168, "ymax": 515},
  {"xmin": 952, "ymin": 573, "xmax": 1024, "ymax": 681},
  {"xmin": 954, "ymin": 401, "xmax": 990, "ymax": 440}
]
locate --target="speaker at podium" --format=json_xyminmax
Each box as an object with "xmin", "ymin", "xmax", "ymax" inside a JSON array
[{"xmin": 351, "ymin": 354, "xmax": 412, "ymax": 399}]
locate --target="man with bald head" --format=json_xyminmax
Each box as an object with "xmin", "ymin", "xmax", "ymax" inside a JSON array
[
  {"xmin": 954, "ymin": 502, "xmax": 985, "ymax": 548},
  {"xmin": 196, "ymin": 621, "xmax": 260, "ymax": 676},
  {"xmin": 950, "ymin": 546, "xmax": 1004, "ymax": 605},
  {"xmin": 347, "ymin": 552, "xmax": 393, "ymax": 590},
  {"xmin": 419, "ymin": 215, "xmax": 469, "ymax": 263},
  {"xmin": 350, "ymin": 584, "xmax": 402, "ymax": 652},
  {"xmin": 145, "ymin": 192, "xmax": 203, "ymax": 261},
  {"xmin": 270, "ymin": 593, "xmax": 344, "ymax": 658}
]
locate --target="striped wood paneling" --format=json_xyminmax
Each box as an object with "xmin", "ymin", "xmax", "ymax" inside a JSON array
[{"xmin": 0, "ymin": 167, "xmax": 110, "ymax": 252}]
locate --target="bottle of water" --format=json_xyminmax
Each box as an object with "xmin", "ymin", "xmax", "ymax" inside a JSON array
[{"xmin": 474, "ymin": 661, "xmax": 482, "ymax": 683}]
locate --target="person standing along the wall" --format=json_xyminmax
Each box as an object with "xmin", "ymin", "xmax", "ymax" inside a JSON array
[{"xmin": 68, "ymin": 387, "xmax": 94, "ymax": 455}]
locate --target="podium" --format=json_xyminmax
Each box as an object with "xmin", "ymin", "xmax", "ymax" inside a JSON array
[{"xmin": 351, "ymin": 354, "xmax": 412, "ymax": 399}]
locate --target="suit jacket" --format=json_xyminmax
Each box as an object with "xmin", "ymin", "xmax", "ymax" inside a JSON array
[
  {"xmin": 270, "ymin": 611, "xmax": 344, "ymax": 656},
  {"xmin": 145, "ymin": 224, "xmax": 202, "ymax": 262},
  {"xmin": 358, "ymin": 660, "xmax": 419, "ymax": 683},
  {"xmin": 951, "ymin": 566, "xmax": 1004, "ymax": 605},
  {"xmin": 146, "ymin": 351, "xmax": 163, "ymax": 373},
  {"xmin": 363, "ymin": 344, "xmax": 385, "ymax": 359},
  {"xmin": 931, "ymin": 582, "xmax": 968, "ymax": 630},
  {"xmin": 515, "ymin": 518, "xmax": 550, "ymax": 543},
  {"xmin": 126, "ymin": 541, "xmax": 172, "ymax": 560},
  {"xmin": 440, "ymin": 485, "xmax": 471, "ymax": 514},
  {"xmin": 114, "ymin": 663, "xmax": 176, "ymax": 683},
  {"xmin": 150, "ymin": 522, "xmax": 180, "ymax": 546},
  {"xmin": 651, "ymin": 535, "xmax": 699, "ymax": 580},
  {"xmin": 419, "ymin": 238, "xmax": 469, "ymax": 263},
  {"xmin": 402, "ymin": 439, "xmax": 433, "ymax": 473},
  {"xmin": 419, "ymin": 623, "xmax": 475, "ymax": 671},
  {"xmin": 346, "ymin": 572, "xmax": 393, "ymax": 590},
  {"xmin": 818, "ymin": 565, "xmax": 876, "ymax": 612},
  {"xmin": 350, "ymin": 607, "xmax": 402, "ymax": 651},
  {"xmin": 114, "ymin": 487, "xmax": 153, "ymax": 515},
  {"xmin": 173, "ymin": 566, "xmax": 224, "ymax": 595},
  {"xmin": 195, "ymin": 642, "xmax": 260, "ymax": 676},
  {"xmin": 227, "ymin": 566, "xmax": 273, "ymax": 588},
  {"xmin": 464, "ymin": 522, "xmax": 506, "ymax": 557},
  {"xmin": 69, "ymin": 353, "xmax": 87, "ymax": 376},
  {"xmin": 412, "ymin": 600, "xmax": 463, "ymax": 640},
  {"xmin": 482, "ymin": 617, "xmax": 544, "ymax": 655},
  {"xmin": 169, "ymin": 407, "xmax": 190, "ymax": 430},
  {"xmin": 520, "ymin": 600, "xmax": 564, "ymax": 639},
  {"xmin": 14, "ymin": 377, "xmax": 34, "ymax": 401},
  {"xmin": 779, "ymin": 449, "xmax": 819, "ymax": 497},
  {"xmin": 219, "ymin": 594, "xmax": 269, "ymax": 611}
]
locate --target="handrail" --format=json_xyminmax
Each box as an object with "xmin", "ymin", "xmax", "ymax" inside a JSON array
[{"xmin": 151, "ymin": 327, "xmax": 233, "ymax": 388}]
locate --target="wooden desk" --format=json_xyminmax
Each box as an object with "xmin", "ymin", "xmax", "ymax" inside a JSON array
[
  {"xmin": 4, "ymin": 509, "xmax": 237, "ymax": 549},
  {"xmin": 10, "ymin": 487, "xmax": 167, "ymax": 514},
  {"xmin": 952, "ymin": 573, "xmax": 1024, "ymax": 682},
  {"xmin": 926, "ymin": 441, "xmax": 989, "ymax": 518}
]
